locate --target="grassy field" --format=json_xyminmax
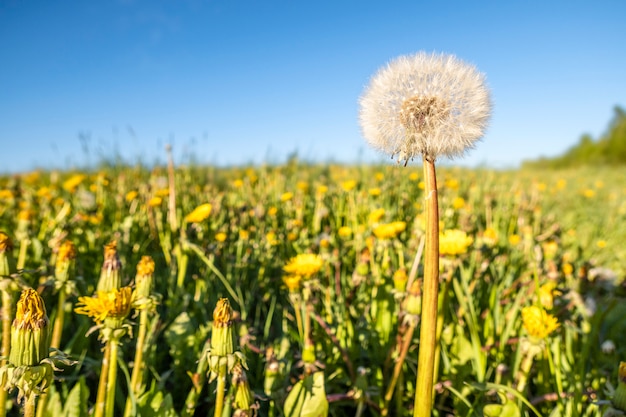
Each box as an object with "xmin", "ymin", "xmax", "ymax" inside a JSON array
[{"xmin": 0, "ymin": 162, "xmax": 625, "ymax": 417}]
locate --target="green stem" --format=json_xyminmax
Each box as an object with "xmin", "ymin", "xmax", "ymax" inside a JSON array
[
  {"xmin": 124, "ymin": 310, "xmax": 150, "ymax": 417},
  {"xmin": 24, "ymin": 392, "xmax": 36, "ymax": 417},
  {"xmin": 0, "ymin": 290, "xmax": 14, "ymax": 417},
  {"xmin": 181, "ymin": 340, "xmax": 210, "ymax": 417},
  {"xmin": 213, "ymin": 360, "xmax": 227, "ymax": 417},
  {"xmin": 414, "ymin": 158, "xmax": 440, "ymax": 417},
  {"xmin": 382, "ymin": 322, "xmax": 416, "ymax": 415},
  {"xmin": 94, "ymin": 342, "xmax": 111, "ymax": 417},
  {"xmin": 105, "ymin": 338, "xmax": 120, "ymax": 417}
]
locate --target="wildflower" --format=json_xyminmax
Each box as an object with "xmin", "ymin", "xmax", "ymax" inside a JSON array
[
  {"xmin": 215, "ymin": 232, "xmax": 227, "ymax": 243},
  {"xmin": 265, "ymin": 231, "xmax": 278, "ymax": 246},
  {"xmin": 373, "ymin": 222, "xmax": 405, "ymax": 239},
  {"xmin": 0, "ymin": 190, "xmax": 13, "ymax": 200},
  {"xmin": 75, "ymin": 287, "xmax": 133, "ymax": 328},
  {"xmin": 538, "ymin": 281, "xmax": 561, "ymax": 310},
  {"xmin": 612, "ymin": 362, "xmax": 626, "ymax": 411},
  {"xmin": 542, "ymin": 240, "xmax": 559, "ymax": 260},
  {"xmin": 562, "ymin": 262, "xmax": 574, "ymax": 276},
  {"xmin": 0, "ymin": 289, "xmax": 59, "ymax": 404},
  {"xmin": 211, "ymin": 298, "xmax": 234, "ymax": 357},
  {"xmin": 369, "ymin": 187, "xmax": 381, "ymax": 196},
  {"xmin": 316, "ymin": 185, "xmax": 328, "ymax": 195},
  {"xmin": 185, "ymin": 203, "xmax": 212, "ymax": 223},
  {"xmin": 238, "ymin": 230, "xmax": 250, "ymax": 240},
  {"xmin": 337, "ymin": 226, "xmax": 352, "ymax": 239},
  {"xmin": 231, "ymin": 363, "xmax": 256, "ymax": 415},
  {"xmin": 452, "ymin": 197, "xmax": 465, "ymax": 210},
  {"xmin": 359, "ymin": 52, "xmax": 491, "ymax": 163},
  {"xmin": 54, "ymin": 240, "xmax": 76, "ymax": 290},
  {"xmin": 296, "ymin": 181, "xmax": 309, "ymax": 192},
  {"xmin": 445, "ymin": 178, "xmax": 460, "ymax": 190},
  {"xmin": 583, "ymin": 189, "xmax": 595, "ymax": 198},
  {"xmin": 368, "ymin": 208, "xmax": 386, "ymax": 224},
  {"xmin": 482, "ymin": 227, "xmax": 499, "ymax": 247},
  {"xmin": 125, "ymin": 190, "xmax": 138, "ymax": 202},
  {"xmin": 148, "ymin": 196, "xmax": 162, "ymax": 207},
  {"xmin": 597, "ymin": 240, "xmax": 608, "ymax": 249},
  {"xmin": 341, "ymin": 180, "xmax": 357, "ymax": 192},
  {"xmin": 521, "ymin": 305, "xmax": 559, "ymax": 340},
  {"xmin": 393, "ymin": 269, "xmax": 408, "ymax": 292},
  {"xmin": 155, "ymin": 188, "xmax": 169, "ymax": 197},
  {"xmin": 132, "ymin": 256, "xmax": 156, "ymax": 310},
  {"xmin": 233, "ymin": 179, "xmax": 244, "ymax": 188},
  {"xmin": 283, "ymin": 254, "xmax": 323, "ymax": 278},
  {"xmin": 508, "ymin": 234, "xmax": 521, "ymax": 246},
  {"xmin": 283, "ymin": 275, "xmax": 301, "ymax": 292},
  {"xmin": 267, "ymin": 207, "xmax": 278, "ymax": 217},
  {"xmin": 97, "ymin": 241, "xmax": 122, "ymax": 292},
  {"xmin": 280, "ymin": 192, "xmax": 293, "ymax": 202},
  {"xmin": 439, "ymin": 229, "xmax": 473, "ymax": 256},
  {"xmin": 62, "ymin": 174, "xmax": 85, "ymax": 192}
]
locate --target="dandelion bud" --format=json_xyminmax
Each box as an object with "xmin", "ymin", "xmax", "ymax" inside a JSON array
[
  {"xmin": 613, "ymin": 362, "xmax": 626, "ymax": 411},
  {"xmin": 9, "ymin": 289, "xmax": 50, "ymax": 367},
  {"xmin": 393, "ymin": 269, "xmax": 408, "ymax": 292},
  {"xmin": 134, "ymin": 255, "xmax": 155, "ymax": 301},
  {"xmin": 55, "ymin": 240, "xmax": 76, "ymax": 286},
  {"xmin": 231, "ymin": 363, "xmax": 254, "ymax": 413},
  {"xmin": 0, "ymin": 232, "xmax": 15, "ymax": 278},
  {"xmin": 211, "ymin": 298, "xmax": 234, "ymax": 357},
  {"xmin": 405, "ymin": 280, "xmax": 422, "ymax": 316},
  {"xmin": 97, "ymin": 241, "xmax": 122, "ymax": 292}
]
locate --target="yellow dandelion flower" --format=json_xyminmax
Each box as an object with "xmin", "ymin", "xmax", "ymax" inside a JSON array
[
  {"xmin": 439, "ymin": 229, "xmax": 473, "ymax": 256},
  {"xmin": 409, "ymin": 172, "xmax": 419, "ymax": 181},
  {"xmin": 337, "ymin": 226, "xmax": 352, "ymax": 238},
  {"xmin": 542, "ymin": 240, "xmax": 559, "ymax": 260},
  {"xmin": 521, "ymin": 305, "xmax": 559, "ymax": 339},
  {"xmin": 538, "ymin": 282, "xmax": 561, "ymax": 310},
  {"xmin": 452, "ymin": 196, "xmax": 465, "ymax": 210},
  {"xmin": 375, "ymin": 172, "xmax": 385, "ymax": 181},
  {"xmin": 155, "ymin": 188, "xmax": 169, "ymax": 197},
  {"xmin": 287, "ymin": 232, "xmax": 298, "ymax": 242},
  {"xmin": 238, "ymin": 230, "xmax": 250, "ymax": 240},
  {"xmin": 583, "ymin": 189, "xmax": 595, "ymax": 198},
  {"xmin": 562, "ymin": 262, "xmax": 574, "ymax": 276},
  {"xmin": 266, "ymin": 231, "xmax": 279, "ymax": 246},
  {"xmin": 283, "ymin": 254, "xmax": 323, "ymax": 278},
  {"xmin": 280, "ymin": 192, "xmax": 293, "ymax": 202},
  {"xmin": 369, "ymin": 187, "xmax": 381, "ymax": 196},
  {"xmin": 185, "ymin": 203, "xmax": 212, "ymax": 223},
  {"xmin": 62, "ymin": 174, "xmax": 86, "ymax": 192},
  {"xmin": 316, "ymin": 184, "xmax": 328, "ymax": 195},
  {"xmin": 368, "ymin": 208, "xmax": 386, "ymax": 224},
  {"xmin": 373, "ymin": 222, "xmax": 403, "ymax": 239},
  {"xmin": 215, "ymin": 232, "xmax": 227, "ymax": 242},
  {"xmin": 267, "ymin": 207, "xmax": 278, "ymax": 217},
  {"xmin": 125, "ymin": 190, "xmax": 138, "ymax": 202},
  {"xmin": 233, "ymin": 179, "xmax": 244, "ymax": 188},
  {"xmin": 283, "ymin": 275, "xmax": 301, "ymax": 292},
  {"xmin": 0, "ymin": 189, "xmax": 13, "ymax": 200},
  {"xmin": 535, "ymin": 182, "xmax": 547, "ymax": 192},
  {"xmin": 556, "ymin": 179, "xmax": 567, "ymax": 189},
  {"xmin": 75, "ymin": 287, "xmax": 133, "ymax": 324},
  {"xmin": 482, "ymin": 227, "xmax": 499, "ymax": 247},
  {"xmin": 296, "ymin": 181, "xmax": 309, "ymax": 192},
  {"xmin": 445, "ymin": 179, "xmax": 460, "ymax": 190},
  {"xmin": 341, "ymin": 180, "xmax": 357, "ymax": 192},
  {"xmin": 148, "ymin": 196, "xmax": 162, "ymax": 207},
  {"xmin": 508, "ymin": 234, "xmax": 521, "ymax": 246},
  {"xmin": 597, "ymin": 240, "xmax": 607, "ymax": 249}
]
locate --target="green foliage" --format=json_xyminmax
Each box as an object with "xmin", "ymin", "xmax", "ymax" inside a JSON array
[{"xmin": 524, "ymin": 106, "xmax": 626, "ymax": 168}]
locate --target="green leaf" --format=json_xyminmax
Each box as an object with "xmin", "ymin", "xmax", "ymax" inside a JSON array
[
  {"xmin": 284, "ymin": 371, "xmax": 328, "ymax": 417},
  {"xmin": 62, "ymin": 378, "xmax": 89, "ymax": 417}
]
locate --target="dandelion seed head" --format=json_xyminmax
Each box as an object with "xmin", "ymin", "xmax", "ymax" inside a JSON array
[{"xmin": 359, "ymin": 52, "xmax": 492, "ymax": 163}]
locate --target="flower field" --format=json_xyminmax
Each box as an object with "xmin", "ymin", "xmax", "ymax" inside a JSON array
[{"xmin": 0, "ymin": 162, "xmax": 625, "ymax": 417}]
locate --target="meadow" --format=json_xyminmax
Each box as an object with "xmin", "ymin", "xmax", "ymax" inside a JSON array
[{"xmin": 0, "ymin": 161, "xmax": 625, "ymax": 417}]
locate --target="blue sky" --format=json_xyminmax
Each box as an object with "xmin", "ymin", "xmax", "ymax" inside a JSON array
[{"xmin": 1, "ymin": 0, "xmax": 624, "ymax": 173}]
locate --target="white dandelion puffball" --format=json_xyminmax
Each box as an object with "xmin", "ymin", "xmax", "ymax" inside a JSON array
[{"xmin": 359, "ymin": 52, "xmax": 492, "ymax": 163}]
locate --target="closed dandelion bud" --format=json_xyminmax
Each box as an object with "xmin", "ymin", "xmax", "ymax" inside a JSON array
[
  {"xmin": 405, "ymin": 280, "xmax": 422, "ymax": 316},
  {"xmin": 0, "ymin": 231, "xmax": 15, "ymax": 278},
  {"xmin": 55, "ymin": 240, "xmax": 76, "ymax": 285},
  {"xmin": 612, "ymin": 362, "xmax": 626, "ymax": 411},
  {"xmin": 97, "ymin": 241, "xmax": 122, "ymax": 292},
  {"xmin": 134, "ymin": 255, "xmax": 155, "ymax": 300},
  {"xmin": 9, "ymin": 289, "xmax": 50, "ymax": 367},
  {"xmin": 263, "ymin": 352, "xmax": 280, "ymax": 396},
  {"xmin": 393, "ymin": 268, "xmax": 408, "ymax": 292},
  {"xmin": 211, "ymin": 298, "xmax": 234, "ymax": 357},
  {"xmin": 231, "ymin": 363, "xmax": 254, "ymax": 412}
]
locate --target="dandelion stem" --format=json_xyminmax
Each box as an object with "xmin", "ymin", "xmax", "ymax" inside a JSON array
[
  {"xmin": 105, "ymin": 338, "xmax": 120, "ymax": 417},
  {"xmin": 94, "ymin": 342, "xmax": 111, "ymax": 417},
  {"xmin": 125, "ymin": 309, "xmax": 150, "ymax": 417},
  {"xmin": 213, "ymin": 360, "xmax": 227, "ymax": 417},
  {"xmin": 414, "ymin": 158, "xmax": 440, "ymax": 417},
  {"xmin": 24, "ymin": 392, "xmax": 36, "ymax": 417},
  {"xmin": 0, "ymin": 290, "xmax": 14, "ymax": 417}
]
